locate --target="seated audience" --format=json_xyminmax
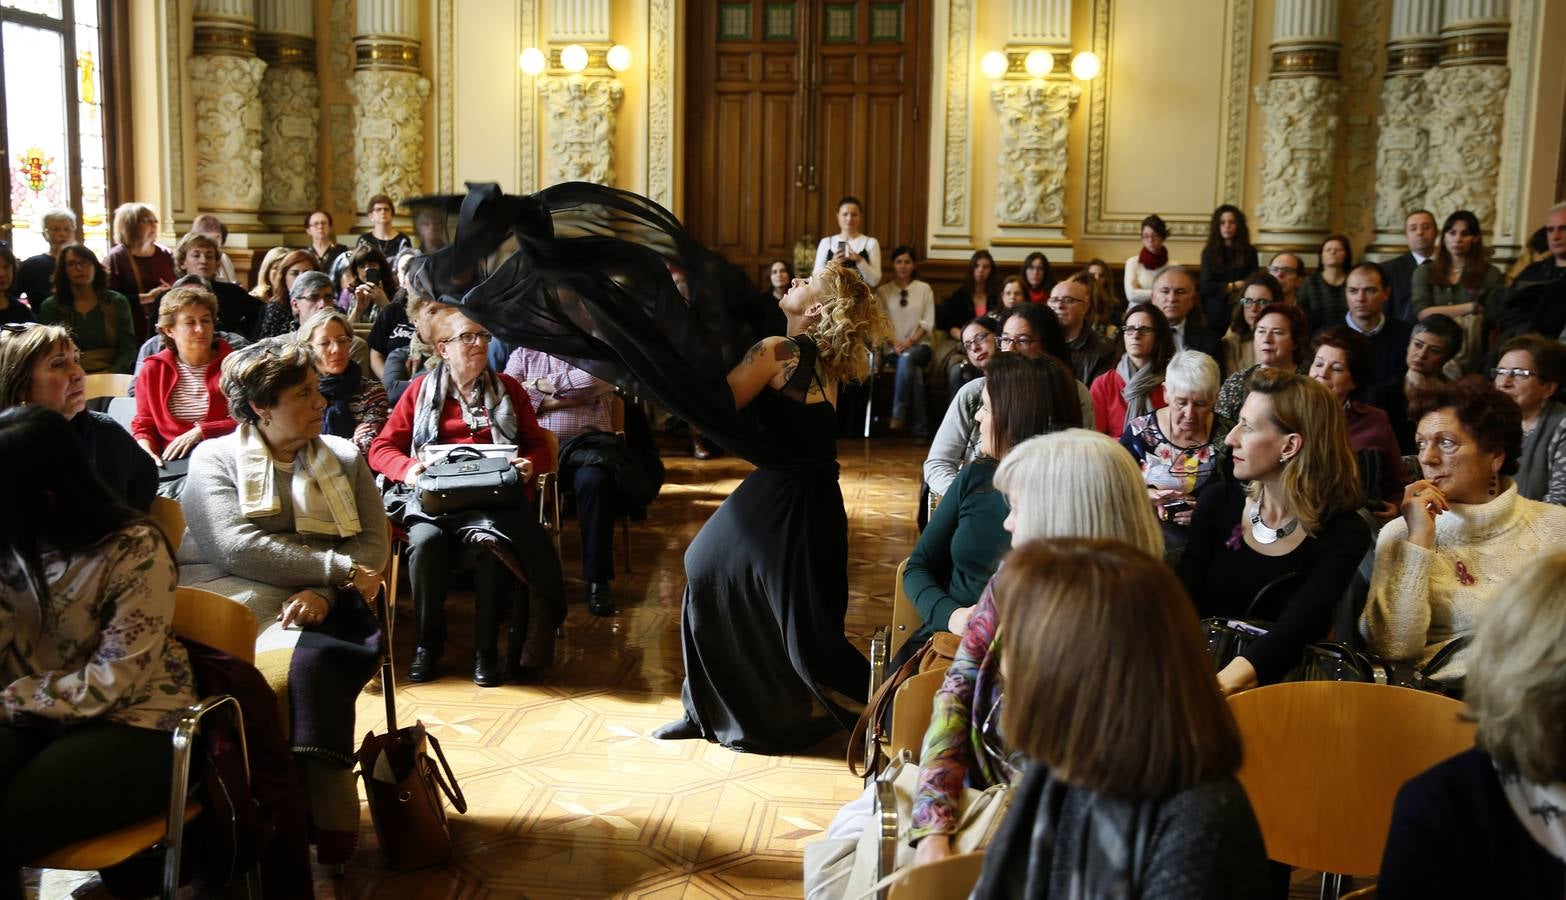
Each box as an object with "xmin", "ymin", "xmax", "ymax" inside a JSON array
[
  {"xmin": 1215, "ymin": 301, "xmax": 1311, "ymax": 421},
  {"xmin": 367, "ymin": 284, "xmax": 421, "ymax": 379},
  {"xmin": 1299, "ymin": 233, "xmax": 1352, "ymax": 329},
  {"xmin": 380, "ymin": 292, "xmax": 441, "ymax": 405},
  {"xmin": 1198, "ymin": 204, "xmax": 1259, "ymax": 330},
  {"xmin": 1049, "ymin": 273, "xmax": 1115, "ymax": 384},
  {"xmin": 356, "ymin": 193, "xmax": 412, "ymax": 264},
  {"xmin": 937, "ymin": 250, "xmax": 997, "ymax": 340},
  {"xmin": 1412, "ymin": 210, "xmax": 1504, "ymax": 373},
  {"xmin": 1369, "ymin": 314, "xmax": 1463, "ymax": 455},
  {"xmin": 1019, "ymin": 251, "xmax": 1053, "ymax": 305},
  {"xmin": 0, "ymin": 405, "xmax": 197, "ymax": 896},
  {"xmin": 504, "ymin": 345, "xmax": 625, "ymax": 617},
  {"xmin": 1265, "ymin": 251, "xmax": 1305, "ymax": 308},
  {"xmin": 12, "ymin": 208, "xmax": 77, "ymax": 305},
  {"xmin": 1121, "ymin": 350, "xmax": 1225, "ymax": 561},
  {"xmin": 1125, "ymin": 214, "xmax": 1171, "ymax": 305},
  {"xmin": 130, "ymin": 286, "xmax": 237, "ymax": 467},
  {"xmin": 300, "ymin": 309, "xmax": 388, "ymax": 454},
  {"xmin": 174, "ymin": 231, "xmax": 260, "ymax": 339},
  {"xmin": 247, "ymin": 246, "xmax": 290, "ymax": 305},
  {"xmin": 368, "ymin": 307, "xmax": 565, "ymax": 686},
  {"xmin": 1221, "ymin": 272, "xmax": 1284, "ymax": 374},
  {"xmin": 254, "ymin": 249, "xmax": 323, "ymax": 338},
  {"xmin": 305, "ymin": 208, "xmax": 349, "ymax": 272},
  {"xmin": 1379, "ymin": 550, "xmax": 1566, "ymax": 897},
  {"xmin": 37, "ymin": 244, "xmax": 137, "ymax": 374},
  {"xmin": 910, "ymin": 429, "xmax": 1165, "ymax": 868},
  {"xmin": 1152, "ymin": 264, "xmax": 1223, "ymax": 363},
  {"xmin": 286, "ymin": 271, "xmax": 369, "ymax": 376},
  {"xmin": 1360, "ymin": 378, "xmax": 1566, "ymax": 685},
  {"xmin": 341, "ymin": 242, "xmax": 393, "ymax": 323},
  {"xmin": 1492, "ymin": 335, "xmax": 1566, "ymax": 505},
  {"xmin": 178, "ymin": 337, "xmax": 387, "ymax": 863},
  {"xmin": 752, "ymin": 258, "xmax": 792, "ymax": 339},
  {"xmin": 1179, "ymin": 369, "xmax": 1371, "ymax": 694},
  {"xmin": 1090, "ymin": 302, "xmax": 1172, "ymax": 437},
  {"xmin": 1309, "ymin": 326, "xmax": 1409, "ymax": 511},
  {"xmin": 1496, "ymin": 202, "xmax": 1566, "ymax": 340},
  {"xmin": 0, "ymin": 323, "xmax": 155, "ymax": 508},
  {"xmin": 188, "ymin": 213, "xmax": 238, "ymax": 283},
  {"xmin": 1384, "ymin": 210, "xmax": 1438, "ymax": 323},
  {"xmin": 1082, "ymin": 257, "xmax": 1123, "ymax": 332},
  {"xmin": 0, "ymin": 243, "xmax": 30, "ymax": 326},
  {"xmin": 104, "ymin": 202, "xmax": 175, "ymax": 341},
  {"xmin": 1344, "ymin": 261, "xmax": 1414, "ymax": 386},
  {"xmin": 901, "ymin": 354, "xmax": 1075, "ymax": 660},
  {"xmin": 945, "ymin": 314, "xmax": 997, "ymax": 399},
  {"xmin": 413, "ymin": 205, "xmax": 448, "ymax": 253},
  {"xmin": 998, "ymin": 275, "xmax": 1026, "ymax": 311},
  {"xmin": 970, "ymin": 538, "xmax": 1268, "ymax": 898},
  {"xmin": 998, "ymin": 303, "xmax": 1092, "ymax": 428},
  {"xmin": 876, "ymin": 245, "xmax": 936, "ymax": 438}
]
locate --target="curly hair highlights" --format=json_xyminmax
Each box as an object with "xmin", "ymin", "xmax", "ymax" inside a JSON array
[
  {"xmin": 221, "ymin": 337, "xmax": 316, "ymax": 425},
  {"xmin": 1407, "ymin": 376, "xmax": 1523, "ymax": 476},
  {"xmin": 1243, "ymin": 367, "xmax": 1364, "ymax": 533},
  {"xmin": 805, "ymin": 262, "xmax": 892, "ymax": 384}
]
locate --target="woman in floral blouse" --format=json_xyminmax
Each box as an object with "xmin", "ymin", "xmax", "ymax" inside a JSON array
[
  {"xmin": 909, "ymin": 429, "xmax": 1164, "ymax": 866},
  {"xmin": 0, "ymin": 405, "xmax": 196, "ymax": 890}
]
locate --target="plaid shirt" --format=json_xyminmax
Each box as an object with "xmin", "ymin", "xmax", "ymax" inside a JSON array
[{"xmin": 503, "ymin": 348, "xmax": 614, "ymax": 438}]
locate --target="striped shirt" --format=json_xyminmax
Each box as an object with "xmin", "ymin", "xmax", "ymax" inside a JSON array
[{"xmin": 168, "ymin": 359, "xmax": 210, "ymax": 423}]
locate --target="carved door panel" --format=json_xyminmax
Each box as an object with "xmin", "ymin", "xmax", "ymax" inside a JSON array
[{"xmin": 684, "ymin": 1, "xmax": 929, "ymax": 284}]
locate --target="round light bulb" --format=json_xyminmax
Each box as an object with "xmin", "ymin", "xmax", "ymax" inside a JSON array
[
  {"xmin": 518, "ymin": 47, "xmax": 546, "ymax": 76},
  {"xmin": 1024, "ymin": 49, "xmax": 1054, "ymax": 77},
  {"xmin": 1070, "ymin": 50, "xmax": 1102, "ymax": 81},
  {"xmin": 606, "ymin": 44, "xmax": 632, "ymax": 72},
  {"xmin": 560, "ymin": 44, "xmax": 589, "ymax": 73},
  {"xmin": 980, "ymin": 51, "xmax": 1009, "ymax": 80}
]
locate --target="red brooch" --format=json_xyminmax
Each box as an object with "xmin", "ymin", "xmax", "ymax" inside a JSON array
[{"xmin": 1455, "ymin": 561, "xmax": 1476, "ymax": 586}]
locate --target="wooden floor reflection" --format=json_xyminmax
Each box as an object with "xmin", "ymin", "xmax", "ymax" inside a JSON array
[{"xmin": 334, "ymin": 437, "xmax": 924, "ymax": 898}]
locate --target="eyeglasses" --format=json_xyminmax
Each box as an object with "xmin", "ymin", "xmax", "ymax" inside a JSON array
[
  {"xmin": 1047, "ymin": 295, "xmax": 1084, "ymax": 306},
  {"xmin": 299, "ymin": 291, "xmax": 336, "ymax": 303},
  {"xmin": 1491, "ymin": 367, "xmax": 1537, "ymax": 380},
  {"xmin": 1122, "ymin": 325, "xmax": 1156, "ymax": 336},
  {"xmin": 1240, "ymin": 297, "xmax": 1272, "ymax": 307},
  {"xmin": 997, "ymin": 335, "xmax": 1037, "ymax": 349},
  {"xmin": 962, "ymin": 337, "xmax": 994, "ymax": 350},
  {"xmin": 899, "ymin": 289, "xmax": 908, "ymax": 308},
  {"xmin": 1267, "ymin": 265, "xmax": 1299, "ymax": 276},
  {"xmin": 442, "ymin": 331, "xmax": 492, "ymax": 347},
  {"xmin": 1414, "ymin": 435, "xmax": 1464, "ymax": 455},
  {"xmin": 311, "ymin": 336, "xmax": 353, "ymax": 351}
]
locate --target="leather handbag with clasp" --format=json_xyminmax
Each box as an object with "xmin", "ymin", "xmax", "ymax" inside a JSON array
[{"xmin": 415, "ymin": 445, "xmax": 523, "ymax": 514}]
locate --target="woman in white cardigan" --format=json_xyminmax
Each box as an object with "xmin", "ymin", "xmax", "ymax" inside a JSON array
[
  {"xmin": 1124, "ymin": 213, "xmax": 1174, "ymax": 305},
  {"xmin": 813, "ymin": 195, "xmax": 882, "ymax": 288},
  {"xmin": 1360, "ymin": 378, "xmax": 1566, "ymax": 686}
]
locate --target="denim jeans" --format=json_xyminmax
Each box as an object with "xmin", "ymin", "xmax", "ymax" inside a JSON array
[{"xmin": 890, "ymin": 343, "xmax": 933, "ymax": 435}]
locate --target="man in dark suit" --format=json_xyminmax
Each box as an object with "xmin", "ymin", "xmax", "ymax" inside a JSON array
[
  {"xmin": 1344, "ymin": 261, "xmax": 1413, "ymax": 385},
  {"xmin": 1151, "ymin": 265, "xmax": 1225, "ymax": 372},
  {"xmin": 1383, "ymin": 210, "xmax": 1438, "ymax": 323},
  {"xmin": 1496, "ymin": 203, "xmax": 1566, "ymax": 340}
]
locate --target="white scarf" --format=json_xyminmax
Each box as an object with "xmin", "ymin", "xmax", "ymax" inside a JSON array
[
  {"xmin": 235, "ymin": 424, "xmax": 362, "ymax": 538},
  {"xmin": 1497, "ymin": 765, "xmax": 1566, "ymax": 864}
]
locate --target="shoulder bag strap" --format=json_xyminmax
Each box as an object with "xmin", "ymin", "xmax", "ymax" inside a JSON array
[{"xmin": 423, "ymin": 732, "xmax": 469, "ymax": 813}]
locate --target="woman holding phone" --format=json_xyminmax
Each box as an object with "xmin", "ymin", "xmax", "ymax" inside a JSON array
[{"xmin": 812, "ymin": 196, "xmax": 882, "ymax": 288}]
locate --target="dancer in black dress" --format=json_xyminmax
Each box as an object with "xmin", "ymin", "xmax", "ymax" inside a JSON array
[{"xmin": 406, "ymin": 183, "xmax": 892, "ymax": 753}]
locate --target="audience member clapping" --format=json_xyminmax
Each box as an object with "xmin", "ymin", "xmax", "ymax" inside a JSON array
[
  {"xmin": 1360, "ymin": 378, "xmax": 1566, "ymax": 686},
  {"xmin": 1121, "ymin": 349, "xmax": 1225, "ymax": 561},
  {"xmin": 1309, "ymin": 325, "xmax": 1409, "ymax": 512},
  {"xmin": 970, "ymin": 538, "xmax": 1268, "ymax": 898},
  {"xmin": 1379, "ymin": 550, "xmax": 1566, "ymax": 896},
  {"xmin": 300, "ymin": 309, "xmax": 388, "ymax": 454},
  {"xmin": 1180, "ymin": 368, "xmax": 1371, "ymax": 695},
  {"xmin": 1090, "ymin": 302, "xmax": 1171, "ymax": 437},
  {"xmin": 1492, "ymin": 335, "xmax": 1566, "ymax": 505},
  {"xmin": 130, "ymin": 286, "xmax": 237, "ymax": 469},
  {"xmin": 37, "ymin": 244, "xmax": 137, "ymax": 374},
  {"xmin": 1215, "ymin": 300, "xmax": 1310, "ymax": 422}
]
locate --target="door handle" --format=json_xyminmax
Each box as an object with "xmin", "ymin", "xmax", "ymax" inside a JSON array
[{"xmin": 795, "ymin": 164, "xmax": 804, "ymax": 188}]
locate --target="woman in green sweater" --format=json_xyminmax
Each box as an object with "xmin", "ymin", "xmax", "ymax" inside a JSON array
[
  {"xmin": 38, "ymin": 244, "xmax": 136, "ymax": 374},
  {"xmin": 899, "ymin": 352, "xmax": 1078, "ymax": 659}
]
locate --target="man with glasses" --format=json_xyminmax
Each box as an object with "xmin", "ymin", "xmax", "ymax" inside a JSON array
[
  {"xmin": 1151, "ymin": 266, "xmax": 1223, "ymax": 367},
  {"xmin": 1343, "ymin": 261, "xmax": 1414, "ymax": 385},
  {"xmin": 1048, "ymin": 272, "xmax": 1114, "ymax": 383},
  {"xmin": 1384, "ymin": 210, "xmax": 1438, "ymax": 323},
  {"xmin": 1265, "ymin": 252, "xmax": 1305, "ymax": 309}
]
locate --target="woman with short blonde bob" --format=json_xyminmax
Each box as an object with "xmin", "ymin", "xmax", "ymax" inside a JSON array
[
  {"xmin": 1380, "ymin": 551, "xmax": 1566, "ymax": 896},
  {"xmin": 910, "ymin": 429, "xmax": 1163, "ymax": 867},
  {"xmin": 299, "ymin": 308, "xmax": 388, "ymax": 453},
  {"xmin": 1179, "ymin": 369, "xmax": 1371, "ymax": 694},
  {"xmin": 971, "ymin": 539, "xmax": 1268, "ymax": 898}
]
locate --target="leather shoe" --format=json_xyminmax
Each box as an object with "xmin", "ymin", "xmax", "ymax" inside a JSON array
[
  {"xmin": 408, "ymin": 646, "xmax": 441, "ymax": 683},
  {"xmin": 691, "ymin": 436, "xmax": 713, "ymax": 460},
  {"xmin": 474, "ymin": 651, "xmax": 504, "ymax": 688},
  {"xmin": 588, "ymin": 582, "xmax": 617, "ymax": 617}
]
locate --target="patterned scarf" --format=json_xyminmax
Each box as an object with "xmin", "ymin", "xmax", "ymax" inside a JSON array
[
  {"xmin": 410, "ymin": 362, "xmax": 518, "ymax": 457},
  {"xmin": 235, "ymin": 424, "xmax": 361, "ymax": 538},
  {"xmin": 317, "ymin": 363, "xmax": 362, "ymax": 441}
]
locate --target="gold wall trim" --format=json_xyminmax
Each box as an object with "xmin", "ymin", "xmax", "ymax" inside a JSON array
[
  {"xmin": 354, "ymin": 37, "xmax": 420, "ymax": 72},
  {"xmin": 437, "ymin": 0, "xmax": 454, "ymax": 192},
  {"xmin": 193, "ymin": 24, "xmax": 256, "ymax": 57},
  {"xmin": 1439, "ymin": 31, "xmax": 1508, "ymax": 66},
  {"xmin": 1084, "ymin": 0, "xmax": 1252, "ymax": 237},
  {"xmin": 1270, "ymin": 47, "xmax": 1339, "ymax": 77},
  {"xmin": 1386, "ymin": 41, "xmax": 1439, "ymax": 74},
  {"xmin": 256, "ymin": 33, "xmax": 315, "ymax": 67},
  {"xmin": 995, "ymin": 48, "xmax": 1070, "ymax": 79}
]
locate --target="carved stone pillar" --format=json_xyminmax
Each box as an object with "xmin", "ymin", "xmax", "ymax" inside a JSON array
[
  {"xmin": 1422, "ymin": 0, "xmax": 1509, "ymax": 228},
  {"xmin": 537, "ymin": 0, "xmax": 621, "ymax": 187},
  {"xmin": 1253, "ymin": 0, "xmax": 1342, "ymax": 247},
  {"xmin": 256, "ymin": 0, "xmax": 318, "ymax": 222},
  {"xmin": 1372, "ymin": 0, "xmax": 1441, "ymax": 247},
  {"xmin": 348, "ymin": 0, "xmax": 430, "ymax": 220},
  {"xmin": 988, "ymin": 0, "xmax": 1075, "ymax": 251},
  {"xmin": 189, "ymin": 0, "xmax": 266, "ymax": 231}
]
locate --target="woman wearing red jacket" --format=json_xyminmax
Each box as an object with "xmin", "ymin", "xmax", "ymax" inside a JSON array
[
  {"xmin": 368, "ymin": 305, "xmax": 563, "ymax": 687},
  {"xmin": 130, "ymin": 286, "xmax": 235, "ymax": 466}
]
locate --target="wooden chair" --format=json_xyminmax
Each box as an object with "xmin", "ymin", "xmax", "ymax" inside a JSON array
[
  {"xmin": 537, "ymin": 427, "xmax": 562, "ymax": 557},
  {"xmin": 865, "ymin": 559, "xmax": 927, "ymax": 776},
  {"xmin": 29, "ymin": 587, "xmax": 259, "ymax": 899},
  {"xmin": 83, "ymin": 372, "xmax": 134, "ymax": 401},
  {"xmin": 888, "ymin": 851, "xmax": 986, "ymax": 900},
  {"xmin": 888, "ymin": 558, "xmax": 920, "ymax": 663},
  {"xmin": 149, "ymin": 496, "xmax": 185, "ymax": 555},
  {"xmin": 889, "ymin": 669, "xmax": 945, "ymax": 763},
  {"xmin": 1228, "ymin": 682, "xmax": 1474, "ymax": 898}
]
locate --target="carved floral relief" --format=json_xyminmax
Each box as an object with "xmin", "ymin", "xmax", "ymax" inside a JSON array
[
  {"xmin": 1422, "ymin": 64, "xmax": 1509, "ymax": 228},
  {"xmin": 189, "ymin": 54, "xmax": 267, "ymax": 210},
  {"xmin": 539, "ymin": 75, "xmax": 624, "ymax": 186},
  {"xmin": 990, "ymin": 80, "xmax": 1080, "ymax": 226},
  {"xmin": 1253, "ymin": 77, "xmax": 1343, "ymax": 230},
  {"xmin": 259, "ymin": 65, "xmax": 320, "ymax": 212},
  {"xmin": 347, "ymin": 69, "xmax": 431, "ymax": 210}
]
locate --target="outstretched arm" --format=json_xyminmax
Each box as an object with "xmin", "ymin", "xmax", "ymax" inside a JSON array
[{"xmin": 726, "ymin": 336, "xmax": 797, "ymax": 410}]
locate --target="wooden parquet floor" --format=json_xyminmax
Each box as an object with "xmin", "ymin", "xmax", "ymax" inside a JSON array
[{"xmin": 333, "ymin": 437, "xmax": 926, "ymax": 899}]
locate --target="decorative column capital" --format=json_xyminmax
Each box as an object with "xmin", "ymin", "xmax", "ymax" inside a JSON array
[
  {"xmin": 1252, "ymin": 77, "xmax": 1343, "ymax": 238},
  {"xmin": 1422, "ymin": 63, "xmax": 1509, "ymax": 226},
  {"xmin": 989, "ymin": 79, "xmax": 1080, "ymax": 237},
  {"xmin": 538, "ymin": 74, "xmax": 624, "ymax": 186},
  {"xmin": 1268, "ymin": 0, "xmax": 1341, "ymax": 77},
  {"xmin": 189, "ymin": 54, "xmax": 267, "ymax": 215},
  {"xmin": 194, "ymin": 0, "xmax": 258, "ymax": 58},
  {"xmin": 257, "ymin": 34, "xmax": 316, "ymax": 67},
  {"xmin": 348, "ymin": 69, "xmax": 431, "ymax": 210}
]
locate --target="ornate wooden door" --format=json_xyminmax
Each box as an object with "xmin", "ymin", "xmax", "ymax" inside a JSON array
[{"xmin": 684, "ymin": 1, "xmax": 930, "ymax": 284}]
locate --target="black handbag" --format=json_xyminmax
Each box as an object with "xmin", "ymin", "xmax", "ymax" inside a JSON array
[{"xmin": 415, "ymin": 445, "xmax": 523, "ymax": 514}]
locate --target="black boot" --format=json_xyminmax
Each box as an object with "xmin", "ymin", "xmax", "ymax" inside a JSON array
[
  {"xmin": 473, "ymin": 651, "xmax": 504, "ymax": 688},
  {"xmin": 408, "ymin": 646, "xmax": 441, "ymax": 683},
  {"xmin": 587, "ymin": 582, "xmax": 617, "ymax": 617},
  {"xmin": 505, "ymin": 586, "xmax": 531, "ymax": 682},
  {"xmin": 474, "ymin": 589, "xmax": 503, "ymax": 688}
]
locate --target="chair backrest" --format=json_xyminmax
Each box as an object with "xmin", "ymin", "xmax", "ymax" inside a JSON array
[
  {"xmin": 148, "ymin": 497, "xmax": 185, "ymax": 555},
  {"xmin": 889, "ymin": 558, "xmax": 919, "ymax": 661},
  {"xmin": 538, "ymin": 427, "xmax": 559, "ymax": 475},
  {"xmin": 889, "ymin": 669, "xmax": 946, "ymax": 763},
  {"xmin": 173, "ymin": 586, "xmax": 258, "ymax": 664},
  {"xmin": 1228, "ymin": 682, "xmax": 1474, "ymax": 876},
  {"xmin": 106, "ymin": 396, "xmax": 137, "ymax": 430},
  {"xmin": 84, "ymin": 372, "xmax": 134, "ymax": 400},
  {"xmin": 888, "ymin": 850, "xmax": 985, "ymax": 900},
  {"xmin": 610, "ymin": 394, "xmax": 626, "ymax": 434}
]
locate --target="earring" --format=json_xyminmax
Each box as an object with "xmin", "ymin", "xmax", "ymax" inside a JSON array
[
  {"xmin": 1279, "ymin": 454, "xmax": 1287, "ymax": 464},
  {"xmin": 1490, "ymin": 472, "xmax": 1498, "ymax": 496},
  {"xmin": 262, "ymin": 414, "xmax": 272, "ymax": 427}
]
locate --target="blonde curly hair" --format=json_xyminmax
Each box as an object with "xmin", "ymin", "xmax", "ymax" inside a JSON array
[{"xmin": 805, "ymin": 262, "xmax": 892, "ymax": 384}]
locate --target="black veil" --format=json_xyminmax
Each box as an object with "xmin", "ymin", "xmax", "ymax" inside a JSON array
[{"xmin": 405, "ymin": 182, "xmax": 796, "ymax": 468}]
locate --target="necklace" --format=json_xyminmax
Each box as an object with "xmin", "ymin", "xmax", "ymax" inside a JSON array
[{"xmin": 1249, "ymin": 494, "xmax": 1299, "ymax": 545}]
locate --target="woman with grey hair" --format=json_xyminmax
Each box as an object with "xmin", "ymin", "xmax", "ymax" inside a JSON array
[
  {"xmin": 1121, "ymin": 349, "xmax": 1226, "ymax": 561},
  {"xmin": 1379, "ymin": 550, "xmax": 1566, "ymax": 895},
  {"xmin": 299, "ymin": 308, "xmax": 388, "ymax": 453},
  {"xmin": 178, "ymin": 336, "xmax": 388, "ymax": 863}
]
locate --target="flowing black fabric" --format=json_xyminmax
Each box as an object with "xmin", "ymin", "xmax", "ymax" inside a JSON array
[{"xmin": 409, "ymin": 183, "xmax": 869, "ymax": 752}]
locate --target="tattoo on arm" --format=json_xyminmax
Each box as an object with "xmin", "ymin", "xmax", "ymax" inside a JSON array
[
  {"xmin": 741, "ymin": 340, "xmax": 771, "ymax": 367},
  {"xmin": 774, "ymin": 339, "xmax": 800, "ymax": 384}
]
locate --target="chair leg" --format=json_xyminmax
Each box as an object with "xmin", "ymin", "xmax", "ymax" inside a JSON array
[
  {"xmin": 621, "ymin": 515, "xmax": 632, "ymax": 573},
  {"xmin": 166, "ymin": 695, "xmax": 253, "ymax": 899},
  {"xmin": 1318, "ymin": 872, "xmax": 1345, "ymax": 900}
]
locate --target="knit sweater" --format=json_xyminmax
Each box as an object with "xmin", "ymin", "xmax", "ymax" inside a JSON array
[{"xmin": 1360, "ymin": 484, "xmax": 1566, "ymax": 679}]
